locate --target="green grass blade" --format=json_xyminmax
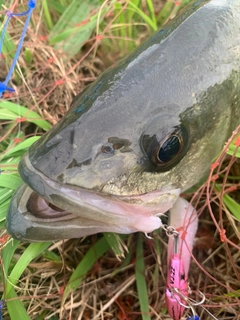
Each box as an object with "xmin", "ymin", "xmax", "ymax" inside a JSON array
[
  {"xmin": 49, "ymin": 0, "xmax": 100, "ymax": 55},
  {"xmin": 0, "ymin": 151, "xmax": 20, "ymax": 171},
  {"xmin": 1, "ymin": 239, "xmax": 19, "ymax": 283},
  {"xmin": 6, "ymin": 288, "xmax": 30, "ymax": 320},
  {"xmin": 1, "ymin": 241, "xmax": 52, "ymax": 320},
  {"xmin": 63, "ymin": 236, "xmax": 110, "ymax": 300},
  {"xmin": 4, "ymin": 242, "xmax": 52, "ymax": 296},
  {"xmin": 157, "ymin": 1, "xmax": 174, "ymax": 25},
  {"xmin": 1, "ymin": 136, "xmax": 40, "ymax": 160},
  {"xmin": 1, "ymin": 240, "xmax": 31, "ymax": 320},
  {"xmin": 0, "ymin": 174, "xmax": 21, "ymax": 221},
  {"xmin": 48, "ymin": 1, "xmax": 65, "ymax": 14},
  {"xmin": 0, "ymin": 201, "xmax": 12, "ymax": 221},
  {"xmin": 227, "ymin": 138, "xmax": 240, "ymax": 157},
  {"xmin": 43, "ymin": 0, "xmax": 54, "ymax": 30},
  {"xmin": 0, "ymin": 187, "xmax": 15, "ymax": 206},
  {"xmin": 146, "ymin": 0, "xmax": 157, "ymax": 28},
  {"xmin": 0, "ymin": 174, "xmax": 22, "ymax": 189},
  {"xmin": 59, "ymin": 0, "xmax": 67, "ymax": 6},
  {"xmin": 0, "ymin": 101, "xmax": 51, "ymax": 131},
  {"xmin": 0, "ymin": 163, "xmax": 19, "ymax": 171},
  {"xmin": 215, "ymin": 184, "xmax": 240, "ymax": 221},
  {"xmin": 222, "ymin": 193, "xmax": 240, "ymax": 221},
  {"xmin": 24, "ymin": 47, "xmax": 33, "ymax": 65},
  {"xmin": 0, "ymin": 108, "xmax": 18, "ymax": 120},
  {"xmin": 135, "ymin": 233, "xmax": 150, "ymax": 320},
  {"xmin": 103, "ymin": 233, "xmax": 128, "ymax": 259},
  {"xmin": 113, "ymin": 3, "xmax": 128, "ymax": 52},
  {"xmin": 128, "ymin": 2, "xmax": 157, "ymax": 31},
  {"xmin": 112, "ymin": 249, "xmax": 133, "ymax": 277},
  {"xmin": 1, "ymin": 32, "xmax": 16, "ymax": 60}
]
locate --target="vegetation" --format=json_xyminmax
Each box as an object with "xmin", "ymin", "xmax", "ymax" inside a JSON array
[{"xmin": 0, "ymin": 0, "xmax": 239, "ymax": 319}]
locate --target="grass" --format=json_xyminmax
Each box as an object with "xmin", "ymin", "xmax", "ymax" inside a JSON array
[{"xmin": 0, "ymin": 0, "xmax": 240, "ymax": 319}]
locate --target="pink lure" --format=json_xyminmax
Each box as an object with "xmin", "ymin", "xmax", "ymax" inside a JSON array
[
  {"xmin": 166, "ymin": 198, "xmax": 198, "ymax": 319},
  {"xmin": 166, "ymin": 253, "xmax": 189, "ymax": 320}
]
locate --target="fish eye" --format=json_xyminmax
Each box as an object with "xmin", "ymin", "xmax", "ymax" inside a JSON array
[
  {"xmin": 141, "ymin": 125, "xmax": 188, "ymax": 171},
  {"xmin": 158, "ymin": 134, "xmax": 182, "ymax": 163},
  {"xmin": 101, "ymin": 145, "xmax": 114, "ymax": 154}
]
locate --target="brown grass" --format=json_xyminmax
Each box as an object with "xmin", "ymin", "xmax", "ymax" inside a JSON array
[{"xmin": 1, "ymin": 1, "xmax": 240, "ymax": 319}]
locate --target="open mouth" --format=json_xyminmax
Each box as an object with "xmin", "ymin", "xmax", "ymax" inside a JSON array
[
  {"xmin": 25, "ymin": 191, "xmax": 71, "ymax": 219},
  {"xmin": 6, "ymin": 153, "xmax": 181, "ymax": 241}
]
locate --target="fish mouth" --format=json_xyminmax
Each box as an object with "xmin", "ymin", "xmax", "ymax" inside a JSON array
[{"xmin": 6, "ymin": 153, "xmax": 180, "ymax": 241}]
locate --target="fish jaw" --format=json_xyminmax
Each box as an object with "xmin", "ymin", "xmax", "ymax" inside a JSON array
[{"xmin": 6, "ymin": 153, "xmax": 181, "ymax": 241}]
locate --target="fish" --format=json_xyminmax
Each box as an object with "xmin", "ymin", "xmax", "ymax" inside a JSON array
[
  {"xmin": 6, "ymin": 0, "xmax": 240, "ymax": 250},
  {"xmin": 6, "ymin": 1, "xmax": 240, "ymax": 317}
]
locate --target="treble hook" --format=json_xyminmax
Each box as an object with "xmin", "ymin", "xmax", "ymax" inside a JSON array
[
  {"xmin": 176, "ymin": 289, "xmax": 205, "ymax": 308},
  {"xmin": 170, "ymin": 288, "xmax": 204, "ymax": 318},
  {"xmin": 175, "ymin": 289, "xmax": 218, "ymax": 320},
  {"xmin": 144, "ymin": 232, "xmax": 153, "ymax": 239}
]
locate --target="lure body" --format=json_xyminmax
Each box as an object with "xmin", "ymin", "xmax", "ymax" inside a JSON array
[
  {"xmin": 165, "ymin": 198, "xmax": 197, "ymax": 319},
  {"xmin": 166, "ymin": 254, "xmax": 189, "ymax": 320}
]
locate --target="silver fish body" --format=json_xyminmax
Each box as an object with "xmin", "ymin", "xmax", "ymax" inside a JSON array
[{"xmin": 6, "ymin": 0, "xmax": 240, "ymax": 241}]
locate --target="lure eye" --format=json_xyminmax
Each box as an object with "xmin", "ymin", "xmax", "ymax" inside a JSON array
[{"xmin": 141, "ymin": 125, "xmax": 188, "ymax": 171}]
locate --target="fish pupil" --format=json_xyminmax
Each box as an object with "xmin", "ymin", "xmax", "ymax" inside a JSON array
[{"xmin": 158, "ymin": 135, "xmax": 181, "ymax": 163}]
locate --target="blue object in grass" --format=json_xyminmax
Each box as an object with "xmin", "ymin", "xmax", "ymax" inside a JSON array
[
  {"xmin": 0, "ymin": 300, "xmax": 4, "ymax": 320},
  {"xmin": 0, "ymin": 1, "xmax": 37, "ymax": 98},
  {"xmin": 187, "ymin": 316, "xmax": 200, "ymax": 320},
  {"xmin": 0, "ymin": 83, "xmax": 15, "ymax": 93}
]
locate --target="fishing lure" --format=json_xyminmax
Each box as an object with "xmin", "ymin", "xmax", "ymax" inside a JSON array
[
  {"xmin": 164, "ymin": 224, "xmax": 219, "ymax": 320},
  {"xmin": 165, "ymin": 226, "xmax": 189, "ymax": 320}
]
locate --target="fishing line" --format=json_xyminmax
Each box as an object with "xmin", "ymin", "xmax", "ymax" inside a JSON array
[
  {"xmin": 163, "ymin": 223, "xmax": 219, "ymax": 320},
  {"xmin": 0, "ymin": 1, "xmax": 37, "ymax": 98},
  {"xmin": 0, "ymin": 0, "xmax": 37, "ymax": 161},
  {"xmin": 0, "ymin": 3, "xmax": 36, "ymax": 315}
]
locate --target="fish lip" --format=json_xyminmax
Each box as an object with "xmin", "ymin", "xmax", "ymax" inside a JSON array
[
  {"xmin": 19, "ymin": 152, "xmax": 181, "ymax": 213},
  {"xmin": 6, "ymin": 153, "xmax": 180, "ymax": 241}
]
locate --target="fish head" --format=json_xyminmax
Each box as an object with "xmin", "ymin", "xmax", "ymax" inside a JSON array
[{"xmin": 6, "ymin": 0, "xmax": 240, "ymax": 241}]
